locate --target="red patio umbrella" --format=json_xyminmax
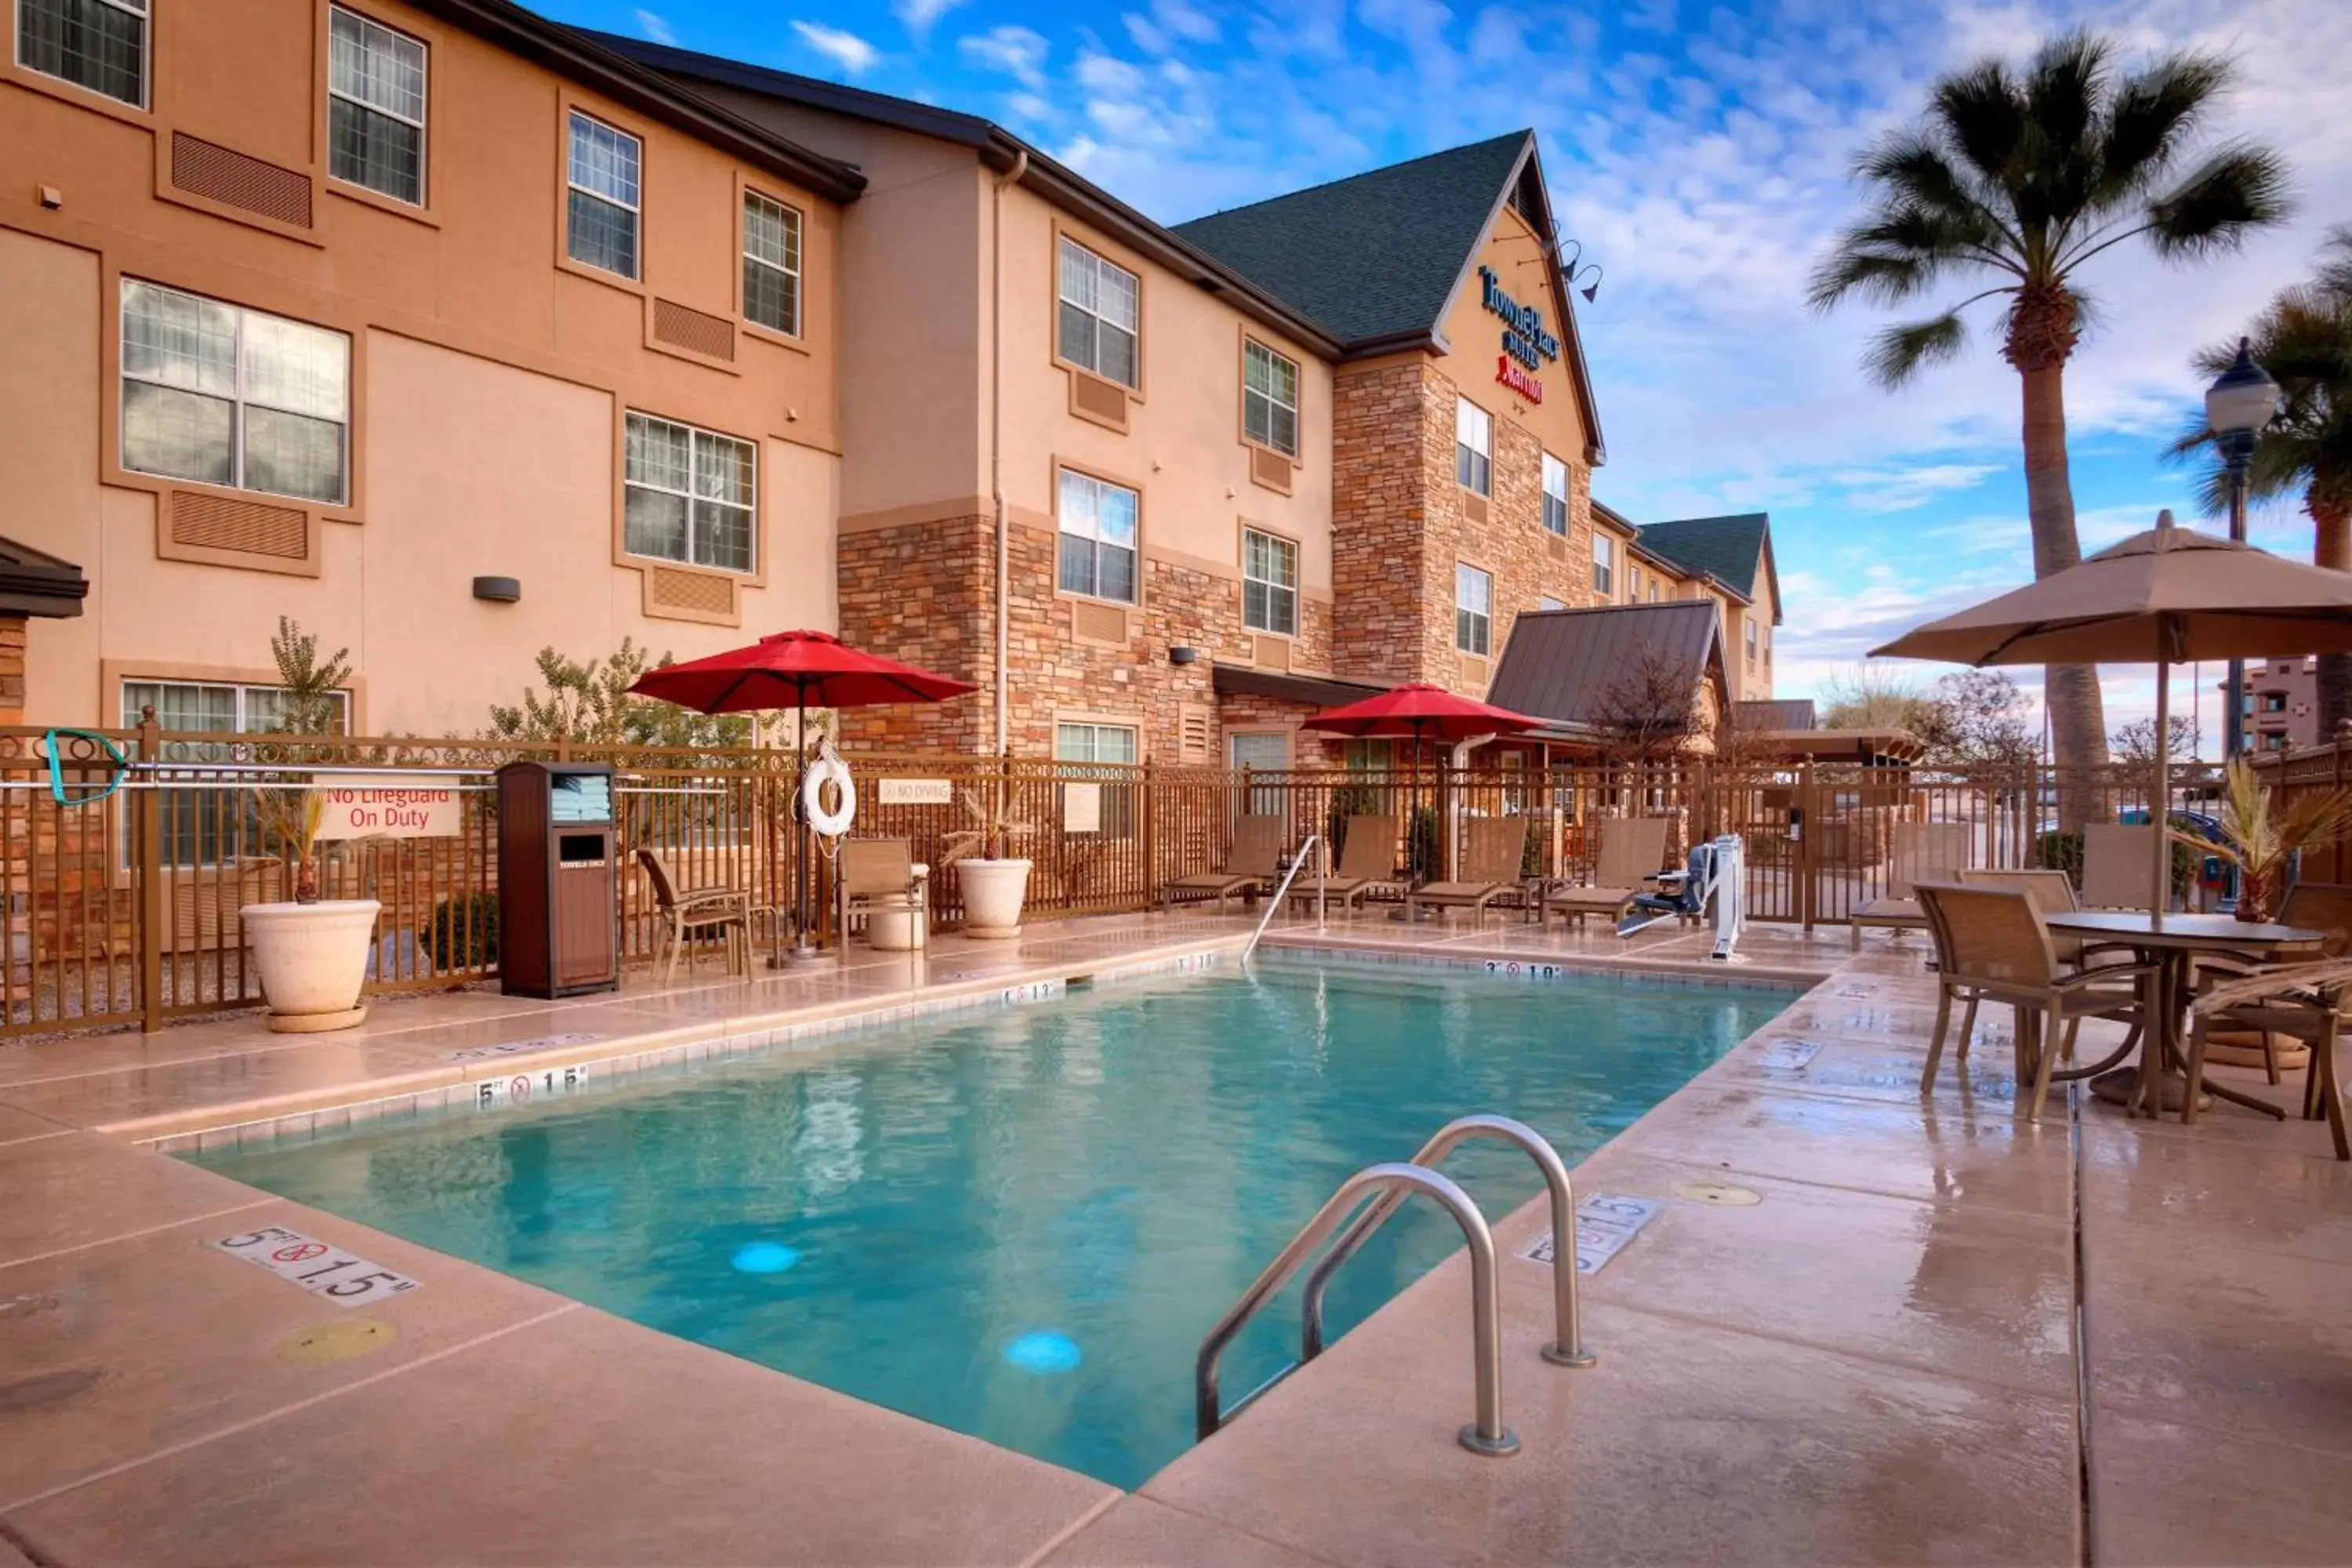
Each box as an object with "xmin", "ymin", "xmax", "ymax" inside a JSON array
[
  {"xmin": 1301, "ymin": 684, "xmax": 1541, "ymax": 887},
  {"xmin": 630, "ymin": 630, "xmax": 976, "ymax": 960}
]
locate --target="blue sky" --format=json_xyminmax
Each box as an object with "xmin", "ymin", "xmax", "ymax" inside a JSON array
[{"xmin": 543, "ymin": 0, "xmax": 2352, "ymax": 750}]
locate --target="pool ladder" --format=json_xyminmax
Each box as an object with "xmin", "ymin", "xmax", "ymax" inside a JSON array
[
  {"xmin": 1194, "ymin": 1114, "xmax": 1594, "ymax": 1457},
  {"xmin": 1241, "ymin": 833, "xmax": 1323, "ymax": 964}
]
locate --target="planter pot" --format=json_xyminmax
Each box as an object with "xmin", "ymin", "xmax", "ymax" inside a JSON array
[
  {"xmin": 956, "ymin": 858, "xmax": 1031, "ymax": 939},
  {"xmin": 242, "ymin": 899, "xmax": 381, "ymax": 1033}
]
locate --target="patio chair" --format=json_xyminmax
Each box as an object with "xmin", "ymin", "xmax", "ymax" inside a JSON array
[
  {"xmin": 1408, "ymin": 817, "xmax": 1532, "ymax": 925},
  {"xmin": 1542, "ymin": 816, "xmax": 1670, "ymax": 927},
  {"xmin": 636, "ymin": 848, "xmax": 770, "ymax": 985},
  {"xmin": 2187, "ymin": 881, "xmax": 2352, "ymax": 1084},
  {"xmin": 2081, "ymin": 822, "xmax": 2159, "ymax": 910},
  {"xmin": 1914, "ymin": 882, "xmax": 2155, "ymax": 1123},
  {"xmin": 1956, "ymin": 867, "xmax": 2139, "ymax": 970},
  {"xmin": 833, "ymin": 837, "xmax": 929, "ymax": 949},
  {"xmin": 1283, "ymin": 815, "xmax": 1403, "ymax": 913},
  {"xmin": 1163, "ymin": 814, "xmax": 1287, "ymax": 913},
  {"xmin": 1851, "ymin": 820, "xmax": 1970, "ymax": 950},
  {"xmin": 2187, "ymin": 953, "xmax": 2352, "ymax": 1161}
]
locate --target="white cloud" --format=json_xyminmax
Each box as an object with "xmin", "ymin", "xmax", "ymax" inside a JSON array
[
  {"xmin": 893, "ymin": 0, "xmax": 968, "ymax": 42},
  {"xmin": 790, "ymin": 20, "xmax": 880, "ymax": 77},
  {"xmin": 632, "ymin": 8, "xmax": 674, "ymax": 46},
  {"xmin": 1827, "ymin": 462, "xmax": 2003, "ymax": 513},
  {"xmin": 959, "ymin": 24, "xmax": 1048, "ymax": 90}
]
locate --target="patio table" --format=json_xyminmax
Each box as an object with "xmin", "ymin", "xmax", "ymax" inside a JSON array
[{"xmin": 2045, "ymin": 910, "xmax": 2325, "ymax": 1119}]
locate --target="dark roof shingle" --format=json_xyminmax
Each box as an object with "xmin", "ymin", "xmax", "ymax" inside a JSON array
[
  {"xmin": 1635, "ymin": 514, "xmax": 1769, "ymax": 595},
  {"xmin": 1486, "ymin": 602, "xmax": 1723, "ymax": 731},
  {"xmin": 1171, "ymin": 132, "xmax": 1532, "ymax": 345}
]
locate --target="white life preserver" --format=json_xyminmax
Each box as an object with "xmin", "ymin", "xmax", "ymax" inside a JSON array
[{"xmin": 801, "ymin": 749, "xmax": 856, "ymax": 838}]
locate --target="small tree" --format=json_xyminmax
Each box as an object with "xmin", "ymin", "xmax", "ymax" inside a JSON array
[
  {"xmin": 2110, "ymin": 714, "xmax": 2201, "ymax": 769},
  {"xmin": 252, "ymin": 618, "xmax": 354, "ymax": 902},
  {"xmin": 1588, "ymin": 647, "xmax": 1705, "ymax": 767},
  {"xmin": 1819, "ymin": 665, "xmax": 1936, "ymax": 735},
  {"xmin": 486, "ymin": 639, "xmax": 753, "ymax": 750},
  {"xmin": 1916, "ymin": 671, "xmax": 2039, "ymax": 770}
]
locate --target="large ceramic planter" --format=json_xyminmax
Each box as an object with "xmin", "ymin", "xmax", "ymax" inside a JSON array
[
  {"xmin": 956, "ymin": 859, "xmax": 1030, "ymax": 939},
  {"xmin": 243, "ymin": 899, "xmax": 380, "ymax": 1033}
]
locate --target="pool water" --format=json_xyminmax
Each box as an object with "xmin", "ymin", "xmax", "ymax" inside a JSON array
[{"xmin": 192, "ymin": 956, "xmax": 1789, "ymax": 1487}]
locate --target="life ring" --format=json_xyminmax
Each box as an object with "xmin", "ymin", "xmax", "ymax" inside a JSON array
[{"xmin": 801, "ymin": 749, "xmax": 856, "ymax": 838}]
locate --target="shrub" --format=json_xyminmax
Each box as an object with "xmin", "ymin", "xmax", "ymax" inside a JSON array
[
  {"xmin": 422, "ymin": 891, "xmax": 499, "ymax": 971},
  {"xmin": 1407, "ymin": 804, "xmax": 1440, "ymax": 880}
]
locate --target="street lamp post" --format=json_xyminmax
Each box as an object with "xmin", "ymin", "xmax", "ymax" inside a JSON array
[{"xmin": 2205, "ymin": 338, "xmax": 2284, "ymax": 760}]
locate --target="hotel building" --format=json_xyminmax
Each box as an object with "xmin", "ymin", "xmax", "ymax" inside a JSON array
[{"xmin": 2, "ymin": 3, "xmax": 1781, "ymax": 766}]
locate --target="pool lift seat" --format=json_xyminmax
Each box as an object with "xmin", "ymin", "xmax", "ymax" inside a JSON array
[{"xmin": 1615, "ymin": 833, "xmax": 1745, "ymax": 960}]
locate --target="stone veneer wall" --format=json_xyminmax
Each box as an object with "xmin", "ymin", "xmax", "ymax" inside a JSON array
[{"xmin": 835, "ymin": 515, "xmax": 996, "ymax": 753}]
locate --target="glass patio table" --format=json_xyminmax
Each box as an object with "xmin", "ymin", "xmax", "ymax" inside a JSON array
[{"xmin": 2045, "ymin": 910, "xmax": 2326, "ymax": 1120}]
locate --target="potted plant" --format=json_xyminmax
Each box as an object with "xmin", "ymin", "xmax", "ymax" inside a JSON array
[
  {"xmin": 239, "ymin": 619, "xmax": 380, "ymax": 1033},
  {"xmin": 938, "ymin": 786, "xmax": 1034, "ymax": 938},
  {"xmin": 2179, "ymin": 759, "xmax": 2352, "ymax": 924}
]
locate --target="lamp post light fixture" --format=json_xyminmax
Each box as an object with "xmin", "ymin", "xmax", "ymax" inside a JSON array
[{"xmin": 2205, "ymin": 337, "xmax": 2284, "ymax": 759}]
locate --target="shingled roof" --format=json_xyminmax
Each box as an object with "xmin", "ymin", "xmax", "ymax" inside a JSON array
[
  {"xmin": 1486, "ymin": 601, "xmax": 1725, "ymax": 735},
  {"xmin": 1170, "ymin": 132, "xmax": 1532, "ymax": 347},
  {"xmin": 1636, "ymin": 514, "xmax": 1774, "ymax": 615}
]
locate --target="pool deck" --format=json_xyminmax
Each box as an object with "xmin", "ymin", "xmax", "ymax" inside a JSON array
[{"xmin": 2, "ymin": 910, "xmax": 2347, "ymax": 1566}]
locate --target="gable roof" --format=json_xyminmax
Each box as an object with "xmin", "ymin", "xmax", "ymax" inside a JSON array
[
  {"xmin": 1170, "ymin": 132, "xmax": 1530, "ymax": 347},
  {"xmin": 409, "ymin": 2, "xmax": 862, "ymax": 201},
  {"xmin": 1637, "ymin": 514, "xmax": 1777, "ymax": 621},
  {"xmin": 1486, "ymin": 601, "xmax": 1725, "ymax": 734},
  {"xmin": 1737, "ymin": 698, "xmax": 1816, "ymax": 731}
]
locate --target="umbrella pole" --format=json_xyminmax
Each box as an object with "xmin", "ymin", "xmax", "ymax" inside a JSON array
[
  {"xmin": 2153, "ymin": 662, "xmax": 2172, "ymax": 922},
  {"xmin": 789, "ymin": 691, "xmax": 819, "ymax": 963}
]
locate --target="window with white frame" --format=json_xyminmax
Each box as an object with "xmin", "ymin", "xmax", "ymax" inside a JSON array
[
  {"xmin": 1455, "ymin": 397, "xmax": 1491, "ymax": 495},
  {"xmin": 1057, "ymin": 720, "xmax": 1138, "ymax": 834},
  {"xmin": 1242, "ymin": 528, "xmax": 1297, "ymax": 637},
  {"xmin": 18, "ymin": 0, "xmax": 146, "ymax": 107},
  {"xmin": 1541, "ymin": 452, "xmax": 1569, "ymax": 535},
  {"xmin": 1056, "ymin": 722, "xmax": 1138, "ymax": 764},
  {"xmin": 1456, "ymin": 563, "xmax": 1492, "ymax": 655},
  {"xmin": 1056, "ymin": 468, "xmax": 1138, "ymax": 603},
  {"xmin": 566, "ymin": 111, "xmax": 640, "ymax": 279},
  {"xmin": 122, "ymin": 679, "xmax": 351, "ymax": 868},
  {"xmin": 1627, "ymin": 562, "xmax": 1643, "ymax": 601},
  {"xmin": 1591, "ymin": 532, "xmax": 1614, "ymax": 597},
  {"xmin": 328, "ymin": 7, "xmax": 426, "ymax": 205},
  {"xmin": 742, "ymin": 191, "xmax": 801, "ymax": 336},
  {"xmin": 623, "ymin": 412, "xmax": 756, "ymax": 572},
  {"xmin": 1745, "ymin": 618, "xmax": 1759, "ymax": 664},
  {"xmin": 1058, "ymin": 237, "xmax": 1138, "ymax": 387},
  {"xmin": 120, "ymin": 281, "xmax": 351, "ymax": 504},
  {"xmin": 1243, "ymin": 339, "xmax": 1299, "ymax": 457}
]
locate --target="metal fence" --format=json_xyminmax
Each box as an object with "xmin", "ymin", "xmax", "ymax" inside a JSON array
[{"xmin": 0, "ymin": 720, "xmax": 2253, "ymax": 1040}]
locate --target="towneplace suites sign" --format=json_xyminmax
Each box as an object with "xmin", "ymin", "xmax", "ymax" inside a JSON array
[{"xmin": 1476, "ymin": 265, "xmax": 1559, "ymax": 405}]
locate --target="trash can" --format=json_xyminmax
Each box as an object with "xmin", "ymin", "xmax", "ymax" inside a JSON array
[{"xmin": 495, "ymin": 761, "xmax": 620, "ymax": 998}]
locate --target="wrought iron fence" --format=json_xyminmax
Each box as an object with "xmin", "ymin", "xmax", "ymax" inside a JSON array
[{"xmin": 0, "ymin": 720, "xmax": 2253, "ymax": 1040}]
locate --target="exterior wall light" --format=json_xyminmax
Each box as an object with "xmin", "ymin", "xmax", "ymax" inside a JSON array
[
  {"xmin": 473, "ymin": 576, "xmax": 522, "ymax": 604},
  {"xmin": 1169, "ymin": 646, "xmax": 1200, "ymax": 666}
]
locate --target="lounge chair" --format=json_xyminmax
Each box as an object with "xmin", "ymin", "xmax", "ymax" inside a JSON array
[
  {"xmin": 1851, "ymin": 820, "xmax": 1969, "ymax": 949},
  {"xmin": 834, "ymin": 837, "xmax": 929, "ymax": 949},
  {"xmin": 1542, "ymin": 816, "xmax": 1670, "ymax": 927},
  {"xmin": 637, "ymin": 848, "xmax": 771, "ymax": 983},
  {"xmin": 1163, "ymin": 815, "xmax": 1287, "ymax": 912},
  {"xmin": 1283, "ymin": 815, "xmax": 1402, "ymax": 912},
  {"xmin": 1915, "ymin": 881, "xmax": 2154, "ymax": 1123},
  {"xmin": 2188, "ymin": 949, "xmax": 2352, "ymax": 1161},
  {"xmin": 1408, "ymin": 817, "xmax": 1532, "ymax": 925},
  {"xmin": 2082, "ymin": 822, "xmax": 2159, "ymax": 909}
]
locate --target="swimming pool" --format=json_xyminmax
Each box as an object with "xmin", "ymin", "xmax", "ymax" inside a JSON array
[{"xmin": 191, "ymin": 954, "xmax": 1790, "ymax": 1487}]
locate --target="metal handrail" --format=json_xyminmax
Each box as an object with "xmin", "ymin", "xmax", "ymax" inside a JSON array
[
  {"xmin": 1196, "ymin": 1160, "xmax": 1519, "ymax": 1457},
  {"xmin": 1241, "ymin": 832, "xmax": 1319, "ymax": 963},
  {"xmin": 1302, "ymin": 1114, "xmax": 1595, "ymax": 1370}
]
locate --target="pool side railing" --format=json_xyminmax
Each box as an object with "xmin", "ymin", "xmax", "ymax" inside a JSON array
[{"xmin": 1242, "ymin": 832, "xmax": 1322, "ymax": 963}]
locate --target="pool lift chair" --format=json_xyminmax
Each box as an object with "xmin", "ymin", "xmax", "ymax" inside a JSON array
[{"xmin": 1615, "ymin": 834, "xmax": 1745, "ymax": 960}]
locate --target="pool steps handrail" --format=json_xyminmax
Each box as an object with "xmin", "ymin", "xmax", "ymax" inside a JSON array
[
  {"xmin": 1241, "ymin": 832, "xmax": 1323, "ymax": 964},
  {"xmin": 1195, "ymin": 1160, "xmax": 1521, "ymax": 1457},
  {"xmin": 1301, "ymin": 1113, "xmax": 1595, "ymax": 1370}
]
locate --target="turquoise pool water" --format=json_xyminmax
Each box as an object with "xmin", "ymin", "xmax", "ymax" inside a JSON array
[{"xmin": 191, "ymin": 956, "xmax": 1789, "ymax": 1487}]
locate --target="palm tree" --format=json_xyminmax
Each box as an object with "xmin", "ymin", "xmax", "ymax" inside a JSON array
[
  {"xmin": 1809, "ymin": 31, "xmax": 2291, "ymax": 826},
  {"xmin": 2173, "ymin": 228, "xmax": 2352, "ymax": 733}
]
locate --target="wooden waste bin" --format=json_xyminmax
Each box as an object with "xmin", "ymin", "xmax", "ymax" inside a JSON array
[{"xmin": 495, "ymin": 761, "xmax": 619, "ymax": 998}]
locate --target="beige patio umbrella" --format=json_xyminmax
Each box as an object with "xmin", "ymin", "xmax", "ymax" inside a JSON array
[{"xmin": 1871, "ymin": 513, "xmax": 2352, "ymax": 910}]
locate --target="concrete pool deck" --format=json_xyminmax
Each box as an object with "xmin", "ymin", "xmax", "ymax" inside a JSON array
[{"xmin": 1, "ymin": 911, "xmax": 2346, "ymax": 1566}]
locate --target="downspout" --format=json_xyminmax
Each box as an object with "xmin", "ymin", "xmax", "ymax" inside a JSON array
[{"xmin": 991, "ymin": 150, "xmax": 1029, "ymax": 756}]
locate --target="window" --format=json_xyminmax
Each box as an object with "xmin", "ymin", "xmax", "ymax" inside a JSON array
[
  {"xmin": 742, "ymin": 191, "xmax": 801, "ymax": 336},
  {"xmin": 1537, "ymin": 594, "xmax": 1566, "ymax": 612},
  {"xmin": 566, "ymin": 111, "xmax": 640, "ymax": 279},
  {"xmin": 1628, "ymin": 563, "xmax": 1643, "ymax": 601},
  {"xmin": 1456, "ymin": 563, "xmax": 1491, "ymax": 655},
  {"xmin": 1056, "ymin": 722, "xmax": 1138, "ymax": 763},
  {"xmin": 120, "ymin": 281, "xmax": 350, "ymax": 504},
  {"xmin": 1056, "ymin": 468, "xmax": 1138, "ymax": 603},
  {"xmin": 1745, "ymin": 619, "xmax": 1759, "ymax": 664},
  {"xmin": 1057, "ymin": 721, "xmax": 1138, "ymax": 834},
  {"xmin": 1058, "ymin": 237, "xmax": 1138, "ymax": 387},
  {"xmin": 623, "ymin": 412, "xmax": 756, "ymax": 572},
  {"xmin": 122, "ymin": 679, "xmax": 350, "ymax": 867},
  {"xmin": 1243, "ymin": 339, "xmax": 1299, "ymax": 457},
  {"xmin": 328, "ymin": 7, "xmax": 426, "ymax": 205},
  {"xmin": 1455, "ymin": 398, "xmax": 1491, "ymax": 495},
  {"xmin": 2262, "ymin": 692, "xmax": 2288, "ymax": 713},
  {"xmin": 1591, "ymin": 533, "xmax": 1614, "ymax": 596},
  {"xmin": 1231, "ymin": 729, "xmax": 1290, "ymax": 817},
  {"xmin": 1650, "ymin": 579, "xmax": 1662, "ymax": 604},
  {"xmin": 17, "ymin": 0, "xmax": 145, "ymax": 107},
  {"xmin": 1242, "ymin": 528, "xmax": 1297, "ymax": 637},
  {"xmin": 1344, "ymin": 739, "xmax": 1394, "ymax": 771},
  {"xmin": 1541, "ymin": 452, "xmax": 1569, "ymax": 535}
]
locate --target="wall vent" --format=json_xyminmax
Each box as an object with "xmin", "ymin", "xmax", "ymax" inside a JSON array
[
  {"xmin": 1460, "ymin": 655, "xmax": 1490, "ymax": 690},
  {"xmin": 652, "ymin": 299, "xmax": 735, "ymax": 362},
  {"xmin": 1068, "ymin": 370, "xmax": 1129, "ymax": 430},
  {"xmin": 1253, "ymin": 635, "xmax": 1292, "ymax": 673},
  {"xmin": 170, "ymin": 491, "xmax": 307, "ymax": 559},
  {"xmin": 1462, "ymin": 492, "xmax": 1490, "ymax": 526},
  {"xmin": 1071, "ymin": 600, "xmax": 1127, "ymax": 643},
  {"xmin": 647, "ymin": 567, "xmax": 734, "ymax": 619},
  {"xmin": 171, "ymin": 133, "xmax": 311, "ymax": 227},
  {"xmin": 1547, "ymin": 535, "xmax": 1568, "ymax": 563},
  {"xmin": 1249, "ymin": 446, "xmax": 1294, "ymax": 493},
  {"xmin": 1178, "ymin": 704, "xmax": 1214, "ymax": 764}
]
